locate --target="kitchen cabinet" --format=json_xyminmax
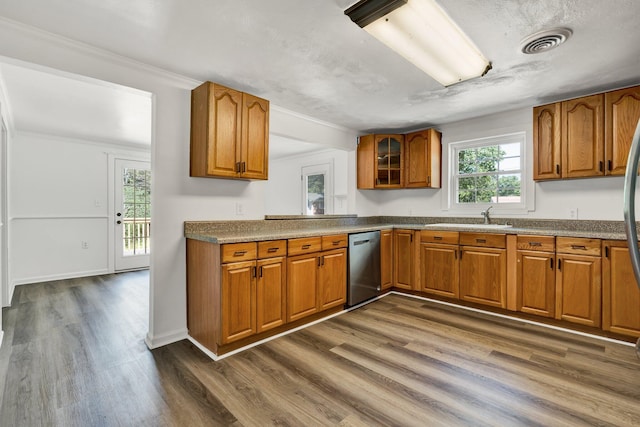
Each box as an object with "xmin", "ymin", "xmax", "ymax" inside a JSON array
[
  {"xmin": 555, "ymin": 237, "xmax": 601, "ymax": 327},
  {"xmin": 459, "ymin": 233, "xmax": 507, "ymax": 308},
  {"xmin": 380, "ymin": 229, "xmax": 393, "ymax": 290},
  {"xmin": 190, "ymin": 81, "xmax": 269, "ymax": 180},
  {"xmin": 287, "ymin": 236, "xmax": 347, "ymax": 322},
  {"xmin": 533, "ymin": 103, "xmax": 561, "ymax": 180},
  {"xmin": 256, "ymin": 256, "xmax": 286, "ymax": 333},
  {"xmin": 405, "ymin": 129, "xmax": 442, "ymax": 188},
  {"xmin": 394, "ymin": 229, "xmax": 417, "ymax": 291},
  {"xmin": 420, "ymin": 231, "xmax": 459, "ymax": 298},
  {"xmin": 602, "ymin": 240, "xmax": 640, "ymax": 337},
  {"xmin": 561, "ymin": 94, "xmax": 604, "ymax": 178},
  {"xmin": 220, "ymin": 260, "xmax": 256, "ymax": 344},
  {"xmin": 605, "ymin": 86, "xmax": 640, "ymax": 176},
  {"xmin": 516, "ymin": 235, "xmax": 556, "ymax": 318}
]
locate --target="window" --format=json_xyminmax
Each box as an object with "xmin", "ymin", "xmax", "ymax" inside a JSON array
[
  {"xmin": 449, "ymin": 132, "xmax": 528, "ymax": 211},
  {"xmin": 301, "ymin": 163, "xmax": 333, "ymax": 215}
]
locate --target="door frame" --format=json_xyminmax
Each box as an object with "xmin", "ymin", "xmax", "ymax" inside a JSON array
[
  {"xmin": 108, "ymin": 154, "xmax": 151, "ymax": 272},
  {"xmin": 301, "ymin": 161, "xmax": 334, "ymax": 215}
]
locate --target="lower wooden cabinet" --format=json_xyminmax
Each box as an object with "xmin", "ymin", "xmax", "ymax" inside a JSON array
[
  {"xmin": 420, "ymin": 243, "xmax": 459, "ymax": 298},
  {"xmin": 380, "ymin": 229, "xmax": 393, "ymax": 290},
  {"xmin": 555, "ymin": 238, "xmax": 602, "ymax": 327},
  {"xmin": 318, "ymin": 249, "xmax": 347, "ymax": 310},
  {"xmin": 394, "ymin": 229, "xmax": 416, "ymax": 290},
  {"xmin": 602, "ymin": 240, "xmax": 640, "ymax": 337},
  {"xmin": 516, "ymin": 235, "xmax": 556, "ymax": 318},
  {"xmin": 220, "ymin": 260, "xmax": 257, "ymax": 344},
  {"xmin": 459, "ymin": 246, "xmax": 507, "ymax": 308},
  {"xmin": 256, "ymin": 257, "xmax": 286, "ymax": 333}
]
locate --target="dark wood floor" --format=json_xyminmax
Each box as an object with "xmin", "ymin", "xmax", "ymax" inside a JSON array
[{"xmin": 1, "ymin": 272, "xmax": 639, "ymax": 426}]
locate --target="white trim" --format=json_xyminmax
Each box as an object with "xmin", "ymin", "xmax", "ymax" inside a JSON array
[
  {"xmin": 12, "ymin": 268, "xmax": 110, "ymax": 287},
  {"xmin": 144, "ymin": 328, "xmax": 189, "ymax": 350},
  {"xmin": 388, "ymin": 291, "xmax": 636, "ymax": 348},
  {"xmin": 14, "ymin": 130, "xmax": 151, "ymax": 152}
]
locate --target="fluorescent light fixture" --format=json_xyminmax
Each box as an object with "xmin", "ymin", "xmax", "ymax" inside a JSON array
[{"xmin": 345, "ymin": 0, "xmax": 492, "ymax": 86}]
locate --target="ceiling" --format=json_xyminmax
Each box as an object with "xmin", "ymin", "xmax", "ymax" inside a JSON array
[{"xmin": 0, "ymin": 0, "xmax": 639, "ymax": 140}]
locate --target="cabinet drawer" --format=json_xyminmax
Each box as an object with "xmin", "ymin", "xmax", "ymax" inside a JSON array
[
  {"xmin": 459, "ymin": 232, "xmax": 506, "ymax": 249},
  {"xmin": 258, "ymin": 240, "xmax": 287, "ymax": 258},
  {"xmin": 288, "ymin": 237, "xmax": 322, "ymax": 256},
  {"xmin": 322, "ymin": 234, "xmax": 348, "ymax": 250},
  {"xmin": 221, "ymin": 242, "xmax": 257, "ymax": 263},
  {"xmin": 517, "ymin": 235, "xmax": 555, "ymax": 252},
  {"xmin": 556, "ymin": 237, "xmax": 601, "ymax": 256},
  {"xmin": 421, "ymin": 230, "xmax": 459, "ymax": 245}
]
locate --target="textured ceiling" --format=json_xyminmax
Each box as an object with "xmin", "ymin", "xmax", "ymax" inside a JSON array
[{"xmin": 0, "ymin": 0, "xmax": 639, "ymax": 135}]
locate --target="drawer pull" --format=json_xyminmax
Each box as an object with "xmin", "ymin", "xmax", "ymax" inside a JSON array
[
  {"xmin": 332, "ymin": 240, "xmax": 342, "ymax": 245},
  {"xmin": 433, "ymin": 236, "xmax": 443, "ymax": 240},
  {"xmin": 233, "ymin": 250, "xmax": 247, "ymax": 256},
  {"xmin": 529, "ymin": 242, "xmax": 542, "ymax": 246},
  {"xmin": 571, "ymin": 245, "xmax": 587, "ymax": 250},
  {"xmin": 302, "ymin": 244, "xmax": 311, "ymax": 249},
  {"xmin": 267, "ymin": 247, "xmax": 278, "ymax": 253},
  {"xmin": 476, "ymin": 238, "xmax": 486, "ymax": 243}
]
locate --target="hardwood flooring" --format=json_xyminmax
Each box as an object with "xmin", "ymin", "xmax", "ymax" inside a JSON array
[{"xmin": 1, "ymin": 271, "xmax": 639, "ymax": 426}]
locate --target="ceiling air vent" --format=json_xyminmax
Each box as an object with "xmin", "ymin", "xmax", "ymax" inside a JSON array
[{"xmin": 520, "ymin": 28, "xmax": 572, "ymax": 54}]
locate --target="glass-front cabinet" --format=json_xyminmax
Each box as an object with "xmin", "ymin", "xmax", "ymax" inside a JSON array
[{"xmin": 375, "ymin": 134, "xmax": 404, "ymax": 188}]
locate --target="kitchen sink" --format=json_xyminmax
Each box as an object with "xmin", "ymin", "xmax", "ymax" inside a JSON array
[{"xmin": 423, "ymin": 223, "xmax": 513, "ymax": 229}]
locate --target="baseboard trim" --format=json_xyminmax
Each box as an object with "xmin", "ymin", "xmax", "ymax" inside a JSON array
[
  {"xmin": 145, "ymin": 328, "xmax": 188, "ymax": 350},
  {"xmin": 12, "ymin": 269, "xmax": 111, "ymax": 287}
]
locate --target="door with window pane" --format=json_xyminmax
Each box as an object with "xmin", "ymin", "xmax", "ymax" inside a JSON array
[
  {"xmin": 115, "ymin": 159, "xmax": 151, "ymax": 271},
  {"xmin": 301, "ymin": 163, "xmax": 333, "ymax": 215}
]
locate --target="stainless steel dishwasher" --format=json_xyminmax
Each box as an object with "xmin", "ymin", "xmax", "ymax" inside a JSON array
[{"xmin": 347, "ymin": 231, "xmax": 381, "ymax": 307}]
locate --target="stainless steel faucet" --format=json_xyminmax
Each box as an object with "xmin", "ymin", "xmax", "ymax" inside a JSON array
[{"xmin": 481, "ymin": 206, "xmax": 493, "ymax": 224}]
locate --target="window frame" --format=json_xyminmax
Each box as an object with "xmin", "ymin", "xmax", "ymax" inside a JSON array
[{"xmin": 447, "ymin": 132, "xmax": 532, "ymax": 214}]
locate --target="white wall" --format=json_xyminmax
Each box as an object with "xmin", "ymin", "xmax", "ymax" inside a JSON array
[
  {"xmin": 265, "ymin": 148, "xmax": 351, "ymax": 215},
  {"xmin": 0, "ymin": 19, "xmax": 360, "ymax": 348},
  {"xmin": 375, "ymin": 107, "xmax": 635, "ymax": 220},
  {"xmin": 8, "ymin": 132, "xmax": 148, "ymax": 295}
]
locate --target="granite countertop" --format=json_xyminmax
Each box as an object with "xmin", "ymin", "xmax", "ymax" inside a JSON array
[{"xmin": 185, "ymin": 217, "xmax": 634, "ymax": 244}]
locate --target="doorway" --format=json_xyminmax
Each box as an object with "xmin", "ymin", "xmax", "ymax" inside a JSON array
[
  {"xmin": 114, "ymin": 159, "xmax": 151, "ymax": 271},
  {"xmin": 301, "ymin": 162, "xmax": 334, "ymax": 215}
]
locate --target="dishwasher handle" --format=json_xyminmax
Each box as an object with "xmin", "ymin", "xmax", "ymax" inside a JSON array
[{"xmin": 353, "ymin": 239, "xmax": 370, "ymax": 246}]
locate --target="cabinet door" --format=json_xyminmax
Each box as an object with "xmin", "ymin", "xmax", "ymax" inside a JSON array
[
  {"xmin": 375, "ymin": 135, "xmax": 404, "ymax": 188},
  {"xmin": 357, "ymin": 134, "xmax": 375, "ymax": 189},
  {"xmin": 459, "ymin": 247, "xmax": 507, "ymax": 308},
  {"xmin": 533, "ymin": 103, "xmax": 562, "ymax": 180},
  {"xmin": 556, "ymin": 254, "xmax": 601, "ymax": 327},
  {"xmin": 420, "ymin": 243, "xmax": 459, "ymax": 298},
  {"xmin": 380, "ymin": 229, "xmax": 393, "ymax": 290},
  {"xmin": 394, "ymin": 230, "xmax": 414, "ymax": 290},
  {"xmin": 220, "ymin": 260, "xmax": 256, "ymax": 344},
  {"xmin": 287, "ymin": 254, "xmax": 319, "ymax": 322},
  {"xmin": 517, "ymin": 250, "xmax": 556, "ymax": 317},
  {"xmin": 318, "ymin": 248, "xmax": 347, "ymax": 311},
  {"xmin": 405, "ymin": 129, "xmax": 441, "ymax": 188},
  {"xmin": 561, "ymin": 94, "xmax": 604, "ymax": 178},
  {"xmin": 602, "ymin": 242, "xmax": 640, "ymax": 337},
  {"xmin": 240, "ymin": 93, "xmax": 269, "ymax": 179},
  {"xmin": 256, "ymin": 257, "xmax": 286, "ymax": 333},
  {"xmin": 605, "ymin": 86, "xmax": 640, "ymax": 176}
]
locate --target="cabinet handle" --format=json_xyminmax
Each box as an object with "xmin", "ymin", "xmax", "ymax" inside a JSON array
[
  {"xmin": 267, "ymin": 247, "xmax": 278, "ymax": 253},
  {"xmin": 302, "ymin": 244, "xmax": 311, "ymax": 249},
  {"xmin": 556, "ymin": 164, "xmax": 560, "ymax": 175},
  {"xmin": 259, "ymin": 266, "xmax": 263, "ymax": 278},
  {"xmin": 605, "ymin": 246, "xmax": 609, "ymax": 258},
  {"xmin": 570, "ymin": 245, "xmax": 587, "ymax": 250},
  {"xmin": 599, "ymin": 161, "xmax": 604, "ymax": 172},
  {"xmin": 558, "ymin": 259, "xmax": 562, "ymax": 271},
  {"xmin": 529, "ymin": 242, "xmax": 542, "ymax": 246},
  {"xmin": 321, "ymin": 256, "xmax": 325, "ymax": 266},
  {"xmin": 332, "ymin": 240, "xmax": 342, "ymax": 246},
  {"xmin": 233, "ymin": 250, "xmax": 247, "ymax": 256},
  {"xmin": 476, "ymin": 238, "xmax": 486, "ymax": 244},
  {"xmin": 454, "ymin": 250, "xmax": 458, "ymax": 260},
  {"xmin": 460, "ymin": 250, "xmax": 463, "ymax": 260},
  {"xmin": 317, "ymin": 257, "xmax": 321, "ymax": 267},
  {"xmin": 410, "ymin": 234, "xmax": 413, "ymax": 243},
  {"xmin": 242, "ymin": 162, "xmax": 246, "ymax": 173},
  {"xmin": 608, "ymin": 160, "xmax": 612, "ymax": 171},
  {"xmin": 427, "ymin": 176, "xmax": 431, "ymax": 186},
  {"xmin": 235, "ymin": 162, "xmax": 241, "ymax": 173},
  {"xmin": 433, "ymin": 236, "xmax": 443, "ymax": 240},
  {"xmin": 550, "ymin": 258, "xmax": 554, "ymax": 270},
  {"xmin": 252, "ymin": 266, "xmax": 257, "ymax": 278}
]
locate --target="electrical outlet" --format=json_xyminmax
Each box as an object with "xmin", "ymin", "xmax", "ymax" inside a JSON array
[
  {"xmin": 81, "ymin": 241, "xmax": 89, "ymax": 249},
  {"xmin": 236, "ymin": 202, "xmax": 245, "ymax": 216},
  {"xmin": 569, "ymin": 208, "xmax": 578, "ymax": 219}
]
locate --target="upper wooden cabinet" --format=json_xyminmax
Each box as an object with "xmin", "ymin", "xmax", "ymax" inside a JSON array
[
  {"xmin": 534, "ymin": 85, "xmax": 640, "ymax": 181},
  {"xmin": 405, "ymin": 129, "xmax": 442, "ymax": 188},
  {"xmin": 190, "ymin": 82, "xmax": 269, "ymax": 180},
  {"xmin": 605, "ymin": 86, "xmax": 640, "ymax": 175},
  {"xmin": 357, "ymin": 129, "xmax": 442, "ymax": 189}
]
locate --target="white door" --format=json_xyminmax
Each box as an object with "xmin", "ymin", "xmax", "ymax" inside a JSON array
[
  {"xmin": 301, "ymin": 162, "xmax": 334, "ymax": 215},
  {"xmin": 115, "ymin": 159, "xmax": 151, "ymax": 271}
]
